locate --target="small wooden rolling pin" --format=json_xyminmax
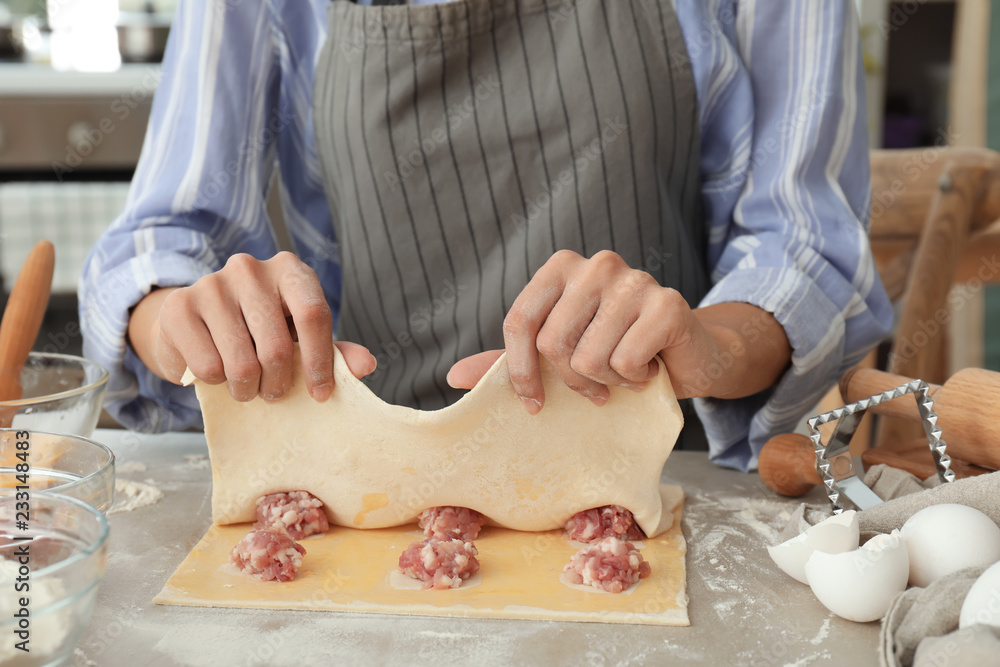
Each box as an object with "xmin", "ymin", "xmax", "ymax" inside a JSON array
[
  {"xmin": 758, "ymin": 366, "xmax": 1000, "ymax": 497},
  {"xmin": 0, "ymin": 241, "xmax": 56, "ymax": 427}
]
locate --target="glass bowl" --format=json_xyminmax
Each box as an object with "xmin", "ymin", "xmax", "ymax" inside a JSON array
[
  {"xmin": 0, "ymin": 492, "xmax": 109, "ymax": 667},
  {"xmin": 0, "ymin": 430, "xmax": 115, "ymax": 513},
  {"xmin": 0, "ymin": 353, "xmax": 109, "ymax": 438}
]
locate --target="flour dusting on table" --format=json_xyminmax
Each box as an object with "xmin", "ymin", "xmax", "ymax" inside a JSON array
[
  {"xmin": 782, "ymin": 649, "xmax": 832, "ymax": 666},
  {"xmin": 683, "ymin": 481, "xmax": 836, "ymax": 663},
  {"xmin": 810, "ymin": 618, "xmax": 832, "ymax": 645},
  {"xmin": 110, "ymin": 479, "xmax": 164, "ymax": 514},
  {"xmin": 181, "ymin": 454, "xmax": 210, "ymax": 469}
]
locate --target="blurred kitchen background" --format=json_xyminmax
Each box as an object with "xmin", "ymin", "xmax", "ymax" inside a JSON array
[
  {"xmin": 0, "ymin": 0, "xmax": 175, "ymax": 366},
  {"xmin": 0, "ymin": 0, "xmax": 997, "ymax": 402}
]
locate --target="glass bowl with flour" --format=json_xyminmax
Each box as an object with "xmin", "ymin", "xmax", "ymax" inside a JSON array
[
  {"xmin": 0, "ymin": 353, "xmax": 109, "ymax": 438},
  {"xmin": 0, "ymin": 430, "xmax": 115, "ymax": 513},
  {"xmin": 0, "ymin": 492, "xmax": 109, "ymax": 666}
]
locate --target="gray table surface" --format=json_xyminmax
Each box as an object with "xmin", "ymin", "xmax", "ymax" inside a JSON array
[{"xmin": 74, "ymin": 429, "xmax": 880, "ymax": 667}]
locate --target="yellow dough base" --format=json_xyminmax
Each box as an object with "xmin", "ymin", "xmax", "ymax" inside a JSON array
[{"xmin": 155, "ymin": 486, "xmax": 688, "ymax": 626}]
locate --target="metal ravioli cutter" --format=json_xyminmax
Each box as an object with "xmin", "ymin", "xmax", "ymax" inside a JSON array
[{"xmin": 807, "ymin": 380, "xmax": 956, "ymax": 513}]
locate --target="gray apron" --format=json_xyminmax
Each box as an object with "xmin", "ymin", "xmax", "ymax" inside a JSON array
[{"xmin": 313, "ymin": 0, "xmax": 710, "ymax": 446}]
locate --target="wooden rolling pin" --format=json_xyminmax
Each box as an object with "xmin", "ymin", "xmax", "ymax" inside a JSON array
[
  {"xmin": 0, "ymin": 241, "xmax": 55, "ymax": 426},
  {"xmin": 759, "ymin": 366, "xmax": 1000, "ymax": 497}
]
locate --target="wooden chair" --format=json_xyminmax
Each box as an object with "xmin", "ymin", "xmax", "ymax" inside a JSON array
[{"xmin": 820, "ymin": 147, "xmax": 1000, "ymax": 462}]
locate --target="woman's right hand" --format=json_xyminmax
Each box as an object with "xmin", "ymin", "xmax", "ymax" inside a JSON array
[{"xmin": 127, "ymin": 252, "xmax": 376, "ymax": 403}]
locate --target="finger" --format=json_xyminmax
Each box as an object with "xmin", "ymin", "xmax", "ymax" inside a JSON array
[
  {"xmin": 504, "ymin": 253, "xmax": 580, "ymax": 413},
  {"xmin": 157, "ymin": 318, "xmax": 225, "ymax": 385},
  {"xmin": 239, "ymin": 282, "xmax": 295, "ymax": 402},
  {"xmin": 607, "ymin": 315, "xmax": 662, "ymax": 384},
  {"xmin": 446, "ymin": 350, "xmax": 504, "ymax": 390},
  {"xmin": 611, "ymin": 288, "xmax": 693, "ymax": 385},
  {"xmin": 275, "ymin": 259, "xmax": 334, "ymax": 401},
  {"xmin": 156, "ymin": 289, "xmax": 225, "ymax": 385},
  {"xmin": 535, "ymin": 290, "xmax": 608, "ymax": 406},
  {"xmin": 334, "ymin": 341, "xmax": 377, "ymax": 379},
  {"xmin": 198, "ymin": 286, "xmax": 262, "ymax": 402},
  {"xmin": 570, "ymin": 299, "xmax": 642, "ymax": 388}
]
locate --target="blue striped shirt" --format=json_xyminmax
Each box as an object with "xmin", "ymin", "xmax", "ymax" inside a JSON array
[{"xmin": 79, "ymin": 0, "xmax": 893, "ymax": 472}]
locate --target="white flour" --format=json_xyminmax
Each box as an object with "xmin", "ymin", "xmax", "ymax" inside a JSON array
[
  {"xmin": 0, "ymin": 559, "xmax": 66, "ymax": 662},
  {"xmin": 783, "ymin": 649, "xmax": 832, "ymax": 666},
  {"xmin": 810, "ymin": 618, "xmax": 832, "ymax": 645},
  {"xmin": 685, "ymin": 486, "xmax": 836, "ymax": 661},
  {"xmin": 109, "ymin": 479, "xmax": 164, "ymax": 514},
  {"xmin": 74, "ymin": 647, "xmax": 97, "ymax": 666},
  {"xmin": 181, "ymin": 454, "xmax": 210, "ymax": 470},
  {"xmin": 141, "ymin": 613, "xmax": 520, "ymax": 667}
]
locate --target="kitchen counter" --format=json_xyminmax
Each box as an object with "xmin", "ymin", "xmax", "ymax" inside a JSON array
[
  {"xmin": 0, "ymin": 63, "xmax": 161, "ymax": 98},
  {"xmin": 75, "ymin": 429, "xmax": 880, "ymax": 667}
]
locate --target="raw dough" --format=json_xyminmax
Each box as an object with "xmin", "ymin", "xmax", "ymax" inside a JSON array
[{"xmin": 186, "ymin": 345, "xmax": 683, "ymax": 537}]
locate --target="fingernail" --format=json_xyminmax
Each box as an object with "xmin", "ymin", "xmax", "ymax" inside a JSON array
[
  {"xmin": 521, "ymin": 397, "xmax": 542, "ymax": 415},
  {"xmin": 446, "ymin": 370, "xmax": 457, "ymax": 388},
  {"xmin": 623, "ymin": 382, "xmax": 647, "ymax": 392},
  {"xmin": 589, "ymin": 394, "xmax": 608, "ymax": 407},
  {"xmin": 312, "ymin": 383, "xmax": 332, "ymax": 402},
  {"xmin": 262, "ymin": 393, "xmax": 281, "ymax": 404}
]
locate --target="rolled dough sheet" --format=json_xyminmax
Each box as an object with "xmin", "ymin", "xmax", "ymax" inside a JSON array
[
  {"xmin": 154, "ymin": 485, "xmax": 687, "ymax": 626},
  {"xmin": 188, "ymin": 345, "xmax": 683, "ymax": 538}
]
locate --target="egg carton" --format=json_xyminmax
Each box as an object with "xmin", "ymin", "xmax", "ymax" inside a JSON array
[{"xmin": 806, "ymin": 380, "xmax": 956, "ymax": 513}]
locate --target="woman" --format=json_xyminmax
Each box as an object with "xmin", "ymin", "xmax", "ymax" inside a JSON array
[{"xmin": 80, "ymin": 0, "xmax": 892, "ymax": 470}]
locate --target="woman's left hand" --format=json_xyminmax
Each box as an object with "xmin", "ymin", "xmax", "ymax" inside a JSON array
[{"xmin": 447, "ymin": 249, "xmax": 791, "ymax": 413}]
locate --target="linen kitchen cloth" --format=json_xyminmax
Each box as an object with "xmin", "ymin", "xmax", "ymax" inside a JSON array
[
  {"xmin": 910, "ymin": 626, "xmax": 1000, "ymax": 667},
  {"xmin": 880, "ymin": 566, "xmax": 1000, "ymax": 667},
  {"xmin": 777, "ymin": 466, "xmax": 1000, "ymax": 542}
]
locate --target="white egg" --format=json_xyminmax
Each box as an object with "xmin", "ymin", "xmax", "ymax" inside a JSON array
[
  {"xmin": 767, "ymin": 510, "xmax": 859, "ymax": 585},
  {"xmin": 959, "ymin": 561, "xmax": 1000, "ymax": 629},
  {"xmin": 804, "ymin": 530, "xmax": 909, "ymax": 623},
  {"xmin": 900, "ymin": 504, "xmax": 1000, "ymax": 588}
]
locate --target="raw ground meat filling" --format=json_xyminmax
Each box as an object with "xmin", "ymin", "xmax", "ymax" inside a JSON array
[
  {"xmin": 397, "ymin": 537, "xmax": 480, "ymax": 589},
  {"xmin": 564, "ymin": 505, "xmax": 645, "ymax": 543},
  {"xmin": 254, "ymin": 491, "xmax": 330, "ymax": 540},
  {"xmin": 562, "ymin": 536, "xmax": 652, "ymax": 593},
  {"xmin": 418, "ymin": 506, "xmax": 485, "ymax": 541},
  {"xmin": 230, "ymin": 529, "xmax": 306, "ymax": 582}
]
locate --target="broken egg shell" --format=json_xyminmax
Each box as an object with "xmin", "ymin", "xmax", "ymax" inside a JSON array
[
  {"xmin": 901, "ymin": 503, "xmax": 1000, "ymax": 588},
  {"xmin": 804, "ymin": 530, "xmax": 909, "ymax": 623},
  {"xmin": 959, "ymin": 561, "xmax": 1000, "ymax": 630},
  {"xmin": 767, "ymin": 510, "xmax": 860, "ymax": 584}
]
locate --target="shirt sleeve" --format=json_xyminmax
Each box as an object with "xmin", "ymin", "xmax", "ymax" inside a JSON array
[
  {"xmin": 78, "ymin": 0, "xmax": 284, "ymax": 432},
  {"xmin": 678, "ymin": 0, "xmax": 895, "ymax": 471}
]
